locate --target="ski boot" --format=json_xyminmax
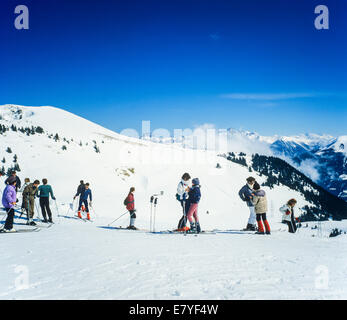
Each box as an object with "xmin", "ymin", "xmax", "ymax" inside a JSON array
[
  {"xmin": 189, "ymin": 222, "xmax": 196, "ymax": 233},
  {"xmin": 27, "ymin": 221, "xmax": 36, "ymax": 226},
  {"xmin": 77, "ymin": 211, "xmax": 82, "ymax": 219},
  {"xmin": 196, "ymin": 222, "xmax": 201, "ymax": 233},
  {"xmin": 243, "ymin": 223, "xmax": 255, "ymax": 231},
  {"xmin": 87, "ymin": 213, "xmax": 91, "ymax": 221},
  {"xmin": 42, "ymin": 219, "xmax": 48, "ymax": 223}
]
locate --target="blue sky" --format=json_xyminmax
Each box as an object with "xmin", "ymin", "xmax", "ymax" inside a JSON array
[{"xmin": 0, "ymin": 0, "xmax": 346, "ymax": 136}]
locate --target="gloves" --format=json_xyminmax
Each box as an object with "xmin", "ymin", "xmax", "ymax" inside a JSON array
[
  {"xmin": 52, "ymin": 197, "xmax": 56, "ymax": 200},
  {"xmin": 286, "ymin": 210, "xmax": 291, "ymax": 215}
]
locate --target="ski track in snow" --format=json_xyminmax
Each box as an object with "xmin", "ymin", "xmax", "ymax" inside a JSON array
[{"xmin": 0, "ymin": 215, "xmax": 346, "ymax": 300}]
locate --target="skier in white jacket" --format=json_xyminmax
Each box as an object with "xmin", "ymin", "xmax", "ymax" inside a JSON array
[
  {"xmin": 279, "ymin": 198, "xmax": 298, "ymax": 233},
  {"xmin": 176, "ymin": 173, "xmax": 191, "ymax": 231}
]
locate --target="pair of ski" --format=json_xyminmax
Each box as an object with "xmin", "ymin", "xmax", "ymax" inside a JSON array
[
  {"xmin": 74, "ymin": 215, "xmax": 93, "ymax": 223},
  {"xmin": 0, "ymin": 227, "xmax": 41, "ymax": 234},
  {"xmin": 111, "ymin": 226, "xmax": 215, "ymax": 235}
]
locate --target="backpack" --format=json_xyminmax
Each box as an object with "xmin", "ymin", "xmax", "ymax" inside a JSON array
[{"xmin": 123, "ymin": 197, "xmax": 129, "ymax": 206}]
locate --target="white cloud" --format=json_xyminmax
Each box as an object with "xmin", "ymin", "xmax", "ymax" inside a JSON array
[{"xmin": 220, "ymin": 93, "xmax": 316, "ymax": 100}]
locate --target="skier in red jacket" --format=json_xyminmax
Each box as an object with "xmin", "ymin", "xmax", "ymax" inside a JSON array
[{"xmin": 125, "ymin": 187, "xmax": 136, "ymax": 230}]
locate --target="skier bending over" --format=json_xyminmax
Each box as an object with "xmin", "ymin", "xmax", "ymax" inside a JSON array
[
  {"xmin": 124, "ymin": 187, "xmax": 137, "ymax": 230},
  {"xmin": 77, "ymin": 183, "xmax": 92, "ymax": 220},
  {"xmin": 176, "ymin": 172, "xmax": 191, "ymax": 231},
  {"xmin": 279, "ymin": 199, "xmax": 297, "ymax": 233},
  {"xmin": 23, "ymin": 180, "xmax": 40, "ymax": 226},
  {"xmin": 186, "ymin": 178, "xmax": 201, "ymax": 233},
  {"xmin": 238, "ymin": 177, "xmax": 257, "ymax": 231},
  {"xmin": 1, "ymin": 177, "xmax": 17, "ymax": 232},
  {"xmin": 252, "ymin": 182, "xmax": 271, "ymax": 235},
  {"xmin": 37, "ymin": 178, "xmax": 56, "ymax": 223}
]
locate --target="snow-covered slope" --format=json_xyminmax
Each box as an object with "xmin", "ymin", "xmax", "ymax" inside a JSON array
[{"xmin": 0, "ymin": 104, "xmax": 314, "ymax": 230}]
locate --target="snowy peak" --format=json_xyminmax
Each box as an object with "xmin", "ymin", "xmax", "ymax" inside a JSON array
[{"xmin": 0, "ymin": 104, "xmax": 120, "ymax": 141}]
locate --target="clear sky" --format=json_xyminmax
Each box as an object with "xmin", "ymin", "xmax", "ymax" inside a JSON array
[{"xmin": 0, "ymin": 0, "xmax": 346, "ymax": 136}]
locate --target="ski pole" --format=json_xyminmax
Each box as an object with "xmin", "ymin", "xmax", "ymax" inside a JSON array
[
  {"xmin": 153, "ymin": 197, "xmax": 158, "ymax": 233},
  {"xmin": 107, "ymin": 211, "xmax": 129, "ymax": 226}
]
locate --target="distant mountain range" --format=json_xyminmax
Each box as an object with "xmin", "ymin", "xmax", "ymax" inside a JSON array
[{"xmin": 142, "ymin": 128, "xmax": 347, "ymax": 202}]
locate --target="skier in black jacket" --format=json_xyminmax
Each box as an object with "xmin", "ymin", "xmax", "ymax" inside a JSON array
[{"xmin": 5, "ymin": 171, "xmax": 21, "ymax": 192}]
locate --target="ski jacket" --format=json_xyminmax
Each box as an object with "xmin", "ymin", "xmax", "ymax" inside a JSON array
[
  {"xmin": 23, "ymin": 183, "xmax": 38, "ymax": 200},
  {"xmin": 38, "ymin": 185, "xmax": 55, "ymax": 199},
  {"xmin": 252, "ymin": 190, "xmax": 267, "ymax": 214},
  {"xmin": 75, "ymin": 183, "xmax": 85, "ymax": 198},
  {"xmin": 279, "ymin": 204, "xmax": 294, "ymax": 222},
  {"xmin": 81, "ymin": 189, "xmax": 92, "ymax": 201},
  {"xmin": 177, "ymin": 180, "xmax": 189, "ymax": 201},
  {"xmin": 126, "ymin": 192, "xmax": 135, "ymax": 211},
  {"xmin": 238, "ymin": 184, "xmax": 254, "ymax": 207},
  {"xmin": 187, "ymin": 185, "xmax": 201, "ymax": 204},
  {"xmin": 2, "ymin": 184, "xmax": 16, "ymax": 209},
  {"xmin": 19, "ymin": 182, "xmax": 29, "ymax": 193},
  {"xmin": 5, "ymin": 175, "xmax": 21, "ymax": 191}
]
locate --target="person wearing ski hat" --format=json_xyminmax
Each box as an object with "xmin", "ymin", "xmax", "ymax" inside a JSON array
[
  {"xmin": 176, "ymin": 173, "xmax": 191, "ymax": 231},
  {"xmin": 74, "ymin": 180, "xmax": 86, "ymax": 210},
  {"xmin": 238, "ymin": 177, "xmax": 257, "ymax": 231},
  {"xmin": 279, "ymin": 199, "xmax": 298, "ymax": 233},
  {"xmin": 5, "ymin": 171, "xmax": 21, "ymax": 192},
  {"xmin": 23, "ymin": 180, "xmax": 40, "ymax": 225},
  {"xmin": 186, "ymin": 178, "xmax": 201, "ymax": 233},
  {"xmin": 124, "ymin": 187, "xmax": 137, "ymax": 230},
  {"xmin": 77, "ymin": 183, "xmax": 92, "ymax": 220},
  {"xmin": 252, "ymin": 182, "xmax": 271, "ymax": 235},
  {"xmin": 1, "ymin": 177, "xmax": 17, "ymax": 232},
  {"xmin": 37, "ymin": 178, "xmax": 56, "ymax": 223}
]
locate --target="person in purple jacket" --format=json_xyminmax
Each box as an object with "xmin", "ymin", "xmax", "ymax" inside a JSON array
[{"xmin": 1, "ymin": 177, "xmax": 17, "ymax": 232}]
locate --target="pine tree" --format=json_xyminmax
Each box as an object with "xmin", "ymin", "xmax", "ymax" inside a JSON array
[
  {"xmin": 13, "ymin": 154, "xmax": 17, "ymax": 163},
  {"xmin": 54, "ymin": 133, "xmax": 60, "ymax": 142},
  {"xmin": 6, "ymin": 147, "xmax": 12, "ymax": 153}
]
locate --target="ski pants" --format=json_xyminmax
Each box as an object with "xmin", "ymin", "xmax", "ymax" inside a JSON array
[
  {"xmin": 247, "ymin": 206, "xmax": 256, "ymax": 225},
  {"xmin": 187, "ymin": 203, "xmax": 199, "ymax": 224},
  {"xmin": 23, "ymin": 197, "xmax": 35, "ymax": 218},
  {"xmin": 177, "ymin": 200, "xmax": 187, "ymax": 229},
  {"xmin": 78, "ymin": 199, "xmax": 89, "ymax": 213},
  {"xmin": 129, "ymin": 210, "xmax": 136, "ymax": 219},
  {"xmin": 256, "ymin": 213, "xmax": 271, "ymax": 233},
  {"xmin": 4, "ymin": 208, "xmax": 14, "ymax": 230},
  {"xmin": 286, "ymin": 215, "xmax": 297, "ymax": 233},
  {"xmin": 40, "ymin": 197, "xmax": 52, "ymax": 220}
]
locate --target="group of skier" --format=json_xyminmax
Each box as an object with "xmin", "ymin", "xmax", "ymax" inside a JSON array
[
  {"xmin": 1, "ymin": 171, "xmax": 56, "ymax": 232},
  {"xmin": 1, "ymin": 170, "xmax": 299, "ymax": 234}
]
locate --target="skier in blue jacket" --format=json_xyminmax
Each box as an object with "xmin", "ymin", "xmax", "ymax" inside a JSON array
[{"xmin": 76, "ymin": 183, "xmax": 92, "ymax": 220}]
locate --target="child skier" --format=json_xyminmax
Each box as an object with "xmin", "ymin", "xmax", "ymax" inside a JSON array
[
  {"xmin": 37, "ymin": 178, "xmax": 56, "ymax": 223},
  {"xmin": 186, "ymin": 178, "xmax": 201, "ymax": 233},
  {"xmin": 124, "ymin": 187, "xmax": 136, "ymax": 230},
  {"xmin": 176, "ymin": 173, "xmax": 191, "ymax": 231},
  {"xmin": 77, "ymin": 183, "xmax": 92, "ymax": 220},
  {"xmin": 1, "ymin": 177, "xmax": 17, "ymax": 232},
  {"xmin": 279, "ymin": 199, "xmax": 298, "ymax": 233},
  {"xmin": 252, "ymin": 182, "xmax": 271, "ymax": 235},
  {"xmin": 238, "ymin": 177, "xmax": 257, "ymax": 231}
]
